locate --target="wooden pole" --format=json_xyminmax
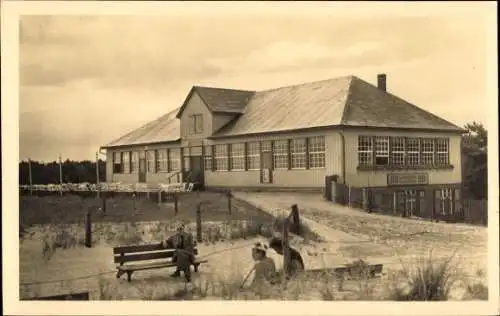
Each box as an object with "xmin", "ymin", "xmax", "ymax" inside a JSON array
[
  {"xmin": 174, "ymin": 193, "xmax": 179, "ymax": 215},
  {"xmin": 58, "ymin": 154, "xmax": 63, "ymax": 196},
  {"xmin": 28, "ymin": 159, "xmax": 33, "ymax": 196},
  {"xmin": 95, "ymin": 152, "xmax": 100, "ymax": 199},
  {"xmin": 158, "ymin": 189, "xmax": 162, "ymax": 205},
  {"xmin": 101, "ymin": 193, "xmax": 106, "ymax": 214},
  {"xmin": 290, "ymin": 204, "xmax": 300, "ymax": 235},
  {"xmin": 132, "ymin": 193, "xmax": 136, "ymax": 212},
  {"xmin": 282, "ymin": 216, "xmax": 290, "ymax": 284},
  {"xmin": 227, "ymin": 190, "xmax": 232, "ymax": 215},
  {"xmin": 196, "ymin": 203, "xmax": 202, "ymax": 242},
  {"xmin": 85, "ymin": 211, "xmax": 92, "ymax": 248}
]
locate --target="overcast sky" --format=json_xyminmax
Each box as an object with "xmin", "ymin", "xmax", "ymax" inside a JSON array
[{"xmin": 18, "ymin": 3, "xmax": 494, "ymax": 162}]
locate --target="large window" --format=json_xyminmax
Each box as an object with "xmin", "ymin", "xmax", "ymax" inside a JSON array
[
  {"xmin": 168, "ymin": 149, "xmax": 181, "ymax": 171},
  {"xmin": 273, "ymin": 140, "xmax": 289, "ymax": 169},
  {"xmin": 290, "ymin": 139, "xmax": 306, "ymax": 169},
  {"xmin": 421, "ymin": 138, "xmax": 434, "ymax": 165},
  {"xmin": 391, "ymin": 137, "xmax": 405, "ymax": 166},
  {"xmin": 156, "ymin": 149, "xmax": 168, "ymax": 172},
  {"xmin": 407, "ymin": 138, "xmax": 420, "ymax": 166},
  {"xmin": 308, "ymin": 136, "xmax": 325, "ymax": 168},
  {"xmin": 436, "ymin": 138, "xmax": 449, "ymax": 165},
  {"xmin": 189, "ymin": 114, "xmax": 203, "ymax": 135},
  {"xmin": 358, "ymin": 136, "xmax": 373, "ymax": 166},
  {"xmin": 147, "ymin": 151, "xmax": 155, "ymax": 173},
  {"xmin": 113, "ymin": 152, "xmax": 122, "ymax": 173},
  {"xmin": 375, "ymin": 136, "xmax": 389, "ymax": 166},
  {"xmin": 214, "ymin": 144, "xmax": 229, "ymax": 171},
  {"xmin": 230, "ymin": 143, "xmax": 245, "ymax": 171},
  {"xmin": 204, "ymin": 146, "xmax": 212, "ymax": 170},
  {"xmin": 122, "ymin": 152, "xmax": 130, "ymax": 173},
  {"xmin": 246, "ymin": 142, "xmax": 260, "ymax": 170},
  {"xmin": 131, "ymin": 151, "xmax": 139, "ymax": 173}
]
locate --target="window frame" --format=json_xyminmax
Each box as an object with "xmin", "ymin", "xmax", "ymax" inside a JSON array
[
  {"xmin": 204, "ymin": 145, "xmax": 213, "ymax": 171},
  {"xmin": 391, "ymin": 137, "xmax": 406, "ymax": 167},
  {"xmin": 168, "ymin": 148, "xmax": 181, "ymax": 172},
  {"xmin": 230, "ymin": 143, "xmax": 245, "ymax": 171},
  {"xmin": 130, "ymin": 151, "xmax": 139, "ymax": 174},
  {"xmin": 406, "ymin": 138, "xmax": 420, "ymax": 166},
  {"xmin": 113, "ymin": 152, "xmax": 122, "ymax": 174},
  {"xmin": 435, "ymin": 138, "xmax": 449, "ymax": 166},
  {"xmin": 421, "ymin": 138, "xmax": 435, "ymax": 166},
  {"xmin": 156, "ymin": 149, "xmax": 168, "ymax": 172},
  {"xmin": 214, "ymin": 144, "xmax": 229, "ymax": 171},
  {"xmin": 308, "ymin": 136, "xmax": 326, "ymax": 169},
  {"xmin": 290, "ymin": 138, "xmax": 307, "ymax": 169},
  {"xmin": 121, "ymin": 151, "xmax": 131, "ymax": 173},
  {"xmin": 246, "ymin": 142, "xmax": 261, "ymax": 170},
  {"xmin": 273, "ymin": 140, "xmax": 289, "ymax": 169},
  {"xmin": 358, "ymin": 136, "xmax": 373, "ymax": 166}
]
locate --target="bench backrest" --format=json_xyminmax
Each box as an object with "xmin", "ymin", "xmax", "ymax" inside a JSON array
[{"xmin": 113, "ymin": 243, "xmax": 198, "ymax": 265}]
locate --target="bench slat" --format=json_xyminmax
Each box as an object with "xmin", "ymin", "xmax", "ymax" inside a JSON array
[
  {"xmin": 117, "ymin": 259, "xmax": 209, "ymax": 272},
  {"xmin": 114, "ymin": 250, "xmax": 175, "ymax": 264},
  {"xmin": 113, "ymin": 243, "xmax": 165, "ymax": 254}
]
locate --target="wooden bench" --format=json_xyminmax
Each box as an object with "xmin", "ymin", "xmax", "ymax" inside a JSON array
[{"xmin": 113, "ymin": 243, "xmax": 208, "ymax": 282}]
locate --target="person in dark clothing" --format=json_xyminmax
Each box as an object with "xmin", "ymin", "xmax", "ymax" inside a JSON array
[
  {"xmin": 268, "ymin": 236, "xmax": 305, "ymax": 278},
  {"xmin": 162, "ymin": 223, "xmax": 195, "ymax": 282}
]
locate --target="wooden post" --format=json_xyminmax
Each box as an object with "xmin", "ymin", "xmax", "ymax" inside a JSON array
[
  {"xmin": 58, "ymin": 154, "xmax": 63, "ymax": 196},
  {"xmin": 174, "ymin": 193, "xmax": 179, "ymax": 215},
  {"xmin": 348, "ymin": 185, "xmax": 351, "ymax": 208},
  {"xmin": 101, "ymin": 193, "xmax": 106, "ymax": 214},
  {"xmin": 158, "ymin": 190, "xmax": 162, "ymax": 205},
  {"xmin": 282, "ymin": 216, "xmax": 290, "ymax": 283},
  {"xmin": 85, "ymin": 211, "xmax": 92, "ymax": 248},
  {"xmin": 227, "ymin": 190, "xmax": 232, "ymax": 215},
  {"xmin": 196, "ymin": 203, "xmax": 202, "ymax": 242},
  {"xmin": 290, "ymin": 204, "xmax": 300, "ymax": 235},
  {"xmin": 132, "ymin": 193, "xmax": 136, "ymax": 212},
  {"xmin": 95, "ymin": 152, "xmax": 100, "ymax": 199},
  {"xmin": 28, "ymin": 159, "xmax": 33, "ymax": 196}
]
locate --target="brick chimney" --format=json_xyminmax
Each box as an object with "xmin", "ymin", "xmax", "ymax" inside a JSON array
[{"xmin": 377, "ymin": 73, "xmax": 387, "ymax": 92}]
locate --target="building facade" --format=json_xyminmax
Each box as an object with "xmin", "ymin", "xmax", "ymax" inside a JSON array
[{"xmin": 101, "ymin": 74, "xmax": 464, "ymax": 215}]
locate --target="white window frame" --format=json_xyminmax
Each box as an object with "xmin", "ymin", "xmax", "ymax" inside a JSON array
[
  {"xmin": 230, "ymin": 143, "xmax": 245, "ymax": 171},
  {"xmin": 214, "ymin": 144, "xmax": 229, "ymax": 171},
  {"xmin": 308, "ymin": 136, "xmax": 326, "ymax": 169},
  {"xmin": 407, "ymin": 138, "xmax": 420, "ymax": 166},
  {"xmin": 122, "ymin": 152, "xmax": 130, "ymax": 173},
  {"xmin": 146, "ymin": 150, "xmax": 155, "ymax": 173},
  {"xmin": 375, "ymin": 136, "xmax": 390, "ymax": 166},
  {"xmin": 156, "ymin": 149, "xmax": 168, "ymax": 172},
  {"xmin": 436, "ymin": 138, "xmax": 449, "ymax": 165},
  {"xmin": 113, "ymin": 152, "xmax": 122, "ymax": 173},
  {"xmin": 273, "ymin": 140, "xmax": 289, "ymax": 169},
  {"xmin": 421, "ymin": 138, "xmax": 434, "ymax": 165},
  {"xmin": 290, "ymin": 139, "xmax": 307, "ymax": 169},
  {"xmin": 168, "ymin": 149, "xmax": 181, "ymax": 172},
  {"xmin": 246, "ymin": 142, "xmax": 260, "ymax": 170},
  {"xmin": 358, "ymin": 136, "xmax": 373, "ymax": 166},
  {"xmin": 130, "ymin": 151, "xmax": 139, "ymax": 174},
  {"xmin": 390, "ymin": 137, "xmax": 405, "ymax": 166}
]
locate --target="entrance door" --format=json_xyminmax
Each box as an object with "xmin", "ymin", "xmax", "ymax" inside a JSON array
[
  {"xmin": 189, "ymin": 156, "xmax": 204, "ymax": 187},
  {"xmin": 260, "ymin": 151, "xmax": 273, "ymax": 184},
  {"xmin": 138, "ymin": 152, "xmax": 146, "ymax": 183}
]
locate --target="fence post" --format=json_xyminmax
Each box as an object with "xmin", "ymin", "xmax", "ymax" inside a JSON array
[
  {"xmin": 174, "ymin": 193, "xmax": 179, "ymax": 216},
  {"xmin": 282, "ymin": 216, "xmax": 290, "ymax": 285},
  {"xmin": 85, "ymin": 211, "xmax": 92, "ymax": 248},
  {"xmin": 196, "ymin": 203, "xmax": 202, "ymax": 243},
  {"xmin": 290, "ymin": 204, "xmax": 300, "ymax": 235},
  {"xmin": 101, "ymin": 193, "xmax": 106, "ymax": 214},
  {"xmin": 227, "ymin": 190, "xmax": 232, "ymax": 215},
  {"xmin": 158, "ymin": 190, "xmax": 162, "ymax": 205},
  {"xmin": 362, "ymin": 188, "xmax": 369, "ymax": 212},
  {"xmin": 348, "ymin": 185, "xmax": 352, "ymax": 208},
  {"xmin": 132, "ymin": 192, "xmax": 136, "ymax": 212}
]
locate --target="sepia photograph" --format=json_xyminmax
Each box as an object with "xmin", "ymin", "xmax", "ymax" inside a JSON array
[{"xmin": 2, "ymin": 1, "xmax": 498, "ymax": 315}]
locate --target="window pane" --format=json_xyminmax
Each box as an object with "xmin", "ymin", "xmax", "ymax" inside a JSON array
[
  {"xmin": 358, "ymin": 136, "xmax": 373, "ymax": 166},
  {"xmin": 122, "ymin": 152, "xmax": 130, "ymax": 173},
  {"xmin": 273, "ymin": 140, "xmax": 288, "ymax": 169},
  {"xmin": 147, "ymin": 150, "xmax": 155, "ymax": 173},
  {"xmin": 246, "ymin": 142, "xmax": 260, "ymax": 170},
  {"xmin": 168, "ymin": 149, "xmax": 180, "ymax": 171},
  {"xmin": 131, "ymin": 152, "xmax": 139, "ymax": 173},
  {"xmin": 230, "ymin": 143, "xmax": 245, "ymax": 170},
  {"xmin": 215, "ymin": 144, "xmax": 228, "ymax": 171},
  {"xmin": 422, "ymin": 138, "xmax": 434, "ymax": 165}
]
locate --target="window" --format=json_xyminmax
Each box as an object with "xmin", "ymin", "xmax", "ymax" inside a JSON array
[
  {"xmin": 122, "ymin": 152, "xmax": 130, "ymax": 173},
  {"xmin": 308, "ymin": 136, "xmax": 326, "ymax": 168},
  {"xmin": 358, "ymin": 136, "xmax": 373, "ymax": 166},
  {"xmin": 130, "ymin": 152, "xmax": 139, "ymax": 173},
  {"xmin": 113, "ymin": 152, "xmax": 122, "ymax": 173},
  {"xmin": 261, "ymin": 141, "xmax": 272, "ymax": 153},
  {"xmin": 273, "ymin": 140, "xmax": 288, "ymax": 169},
  {"xmin": 375, "ymin": 136, "xmax": 389, "ymax": 166},
  {"xmin": 290, "ymin": 139, "xmax": 306, "ymax": 169},
  {"xmin": 246, "ymin": 142, "xmax": 260, "ymax": 170},
  {"xmin": 214, "ymin": 144, "xmax": 229, "ymax": 171},
  {"xmin": 156, "ymin": 149, "xmax": 168, "ymax": 172},
  {"xmin": 436, "ymin": 188, "xmax": 454, "ymax": 216},
  {"xmin": 168, "ymin": 149, "xmax": 181, "ymax": 171},
  {"xmin": 189, "ymin": 114, "xmax": 203, "ymax": 134},
  {"xmin": 436, "ymin": 138, "xmax": 449, "ymax": 165},
  {"xmin": 391, "ymin": 137, "xmax": 405, "ymax": 166},
  {"xmin": 230, "ymin": 143, "xmax": 245, "ymax": 171},
  {"xmin": 204, "ymin": 146, "xmax": 212, "ymax": 170},
  {"xmin": 146, "ymin": 151, "xmax": 155, "ymax": 173},
  {"xmin": 421, "ymin": 138, "xmax": 434, "ymax": 165},
  {"xmin": 407, "ymin": 138, "xmax": 420, "ymax": 166}
]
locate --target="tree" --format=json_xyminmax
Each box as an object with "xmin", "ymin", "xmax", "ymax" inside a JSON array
[{"xmin": 462, "ymin": 121, "xmax": 488, "ymax": 199}]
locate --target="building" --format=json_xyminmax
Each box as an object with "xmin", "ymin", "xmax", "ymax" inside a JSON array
[{"xmin": 101, "ymin": 74, "xmax": 464, "ymax": 217}]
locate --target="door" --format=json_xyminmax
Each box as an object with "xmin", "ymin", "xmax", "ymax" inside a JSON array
[
  {"xmin": 138, "ymin": 152, "xmax": 146, "ymax": 183},
  {"xmin": 260, "ymin": 151, "xmax": 273, "ymax": 184},
  {"xmin": 189, "ymin": 156, "xmax": 204, "ymax": 187}
]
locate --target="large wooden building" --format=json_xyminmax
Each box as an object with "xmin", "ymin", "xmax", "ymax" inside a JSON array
[{"xmin": 101, "ymin": 74, "xmax": 464, "ymax": 215}]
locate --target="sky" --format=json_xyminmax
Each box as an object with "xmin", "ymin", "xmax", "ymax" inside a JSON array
[{"xmin": 18, "ymin": 2, "xmax": 495, "ymax": 162}]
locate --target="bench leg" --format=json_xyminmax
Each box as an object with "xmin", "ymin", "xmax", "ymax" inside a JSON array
[
  {"xmin": 126, "ymin": 271, "xmax": 133, "ymax": 282},
  {"xmin": 193, "ymin": 263, "xmax": 200, "ymax": 273},
  {"xmin": 116, "ymin": 270, "xmax": 125, "ymax": 279}
]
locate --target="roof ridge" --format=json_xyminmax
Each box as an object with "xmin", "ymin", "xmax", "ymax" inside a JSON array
[
  {"xmin": 256, "ymin": 75, "xmax": 355, "ymax": 93},
  {"xmin": 193, "ymin": 85, "xmax": 256, "ymax": 93}
]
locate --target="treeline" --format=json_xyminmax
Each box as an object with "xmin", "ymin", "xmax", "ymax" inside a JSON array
[
  {"xmin": 461, "ymin": 121, "xmax": 488, "ymax": 200},
  {"xmin": 19, "ymin": 159, "xmax": 106, "ymax": 185}
]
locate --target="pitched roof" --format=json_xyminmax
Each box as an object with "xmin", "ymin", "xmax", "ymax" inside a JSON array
[
  {"xmin": 102, "ymin": 107, "xmax": 180, "ymax": 148},
  {"xmin": 175, "ymin": 86, "xmax": 254, "ymax": 118},
  {"xmin": 211, "ymin": 76, "xmax": 464, "ymax": 138}
]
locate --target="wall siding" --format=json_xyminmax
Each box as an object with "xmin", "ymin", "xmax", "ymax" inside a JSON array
[
  {"xmin": 179, "ymin": 92, "xmax": 213, "ymax": 146},
  {"xmin": 205, "ymin": 130, "xmax": 342, "ymax": 188},
  {"xmin": 344, "ymin": 129, "xmax": 462, "ymax": 187}
]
